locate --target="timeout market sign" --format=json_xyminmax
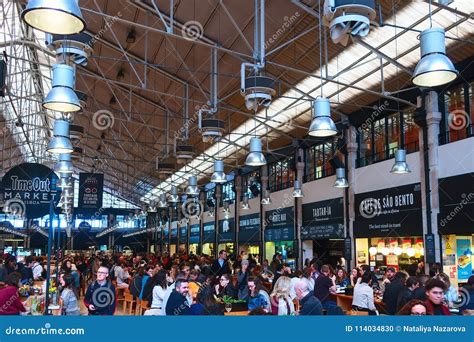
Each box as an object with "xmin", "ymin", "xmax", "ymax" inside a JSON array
[{"xmin": 1, "ymin": 163, "xmax": 61, "ymax": 219}]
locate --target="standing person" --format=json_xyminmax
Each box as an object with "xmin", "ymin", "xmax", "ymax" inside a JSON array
[
  {"xmin": 352, "ymin": 272, "xmax": 378, "ymax": 315},
  {"xmin": 270, "ymin": 276, "xmax": 295, "ymax": 315},
  {"xmin": 237, "ymin": 260, "xmax": 250, "ymax": 300},
  {"xmin": 84, "ymin": 266, "xmax": 116, "ymax": 316},
  {"xmin": 0, "ymin": 272, "xmax": 25, "ymax": 315},
  {"xmin": 211, "ymin": 250, "xmax": 231, "ymax": 277},
  {"xmin": 270, "ymin": 254, "xmax": 282, "ymax": 273},
  {"xmin": 397, "ymin": 276, "xmax": 420, "ymax": 312},
  {"xmin": 313, "ymin": 265, "xmax": 337, "ymax": 309},
  {"xmin": 294, "ymin": 280, "xmax": 322, "ymax": 315},
  {"xmin": 383, "ymin": 272, "xmax": 407, "ymax": 315},
  {"xmin": 165, "ymin": 279, "xmax": 192, "ymax": 315},
  {"xmin": 424, "ymin": 278, "xmax": 451, "ymax": 316},
  {"xmin": 59, "ymin": 273, "xmax": 80, "ymax": 316}
]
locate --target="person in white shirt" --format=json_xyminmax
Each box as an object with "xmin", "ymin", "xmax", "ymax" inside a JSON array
[
  {"xmin": 352, "ymin": 272, "xmax": 378, "ymax": 315},
  {"xmin": 32, "ymin": 258, "xmax": 43, "ymax": 280},
  {"xmin": 144, "ymin": 271, "xmax": 168, "ymax": 316},
  {"xmin": 115, "ymin": 263, "xmax": 130, "ymax": 289}
]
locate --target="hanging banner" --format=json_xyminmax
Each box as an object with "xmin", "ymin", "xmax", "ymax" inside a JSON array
[
  {"xmin": 264, "ymin": 207, "xmax": 295, "ymax": 241},
  {"xmin": 78, "ymin": 173, "xmax": 104, "ymax": 210},
  {"xmin": 354, "ymin": 183, "xmax": 422, "ymax": 237},
  {"xmin": 1, "ymin": 163, "xmax": 61, "ymax": 219},
  {"xmin": 218, "ymin": 218, "xmax": 235, "ymax": 243},
  {"xmin": 239, "ymin": 213, "xmax": 260, "ymax": 243},
  {"xmin": 203, "ymin": 222, "xmax": 215, "ymax": 243},
  {"xmin": 302, "ymin": 198, "xmax": 344, "ymax": 239},
  {"xmin": 190, "ymin": 224, "xmax": 200, "ymax": 244},
  {"xmin": 456, "ymin": 238, "xmax": 472, "ymax": 282}
]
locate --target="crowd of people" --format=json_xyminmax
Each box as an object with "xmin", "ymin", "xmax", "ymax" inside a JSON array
[{"xmin": 0, "ymin": 250, "xmax": 473, "ymax": 316}]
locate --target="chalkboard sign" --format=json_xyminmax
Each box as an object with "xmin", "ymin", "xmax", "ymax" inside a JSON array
[
  {"xmin": 239, "ymin": 213, "xmax": 260, "ymax": 243},
  {"xmin": 218, "ymin": 218, "xmax": 235, "ymax": 243},
  {"xmin": 203, "ymin": 222, "xmax": 215, "ymax": 243},
  {"xmin": 190, "ymin": 224, "xmax": 200, "ymax": 244},
  {"xmin": 264, "ymin": 207, "xmax": 294, "ymax": 241},
  {"xmin": 302, "ymin": 198, "xmax": 344, "ymax": 239}
]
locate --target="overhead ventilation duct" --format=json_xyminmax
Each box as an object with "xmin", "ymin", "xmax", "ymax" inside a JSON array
[
  {"xmin": 323, "ymin": 0, "xmax": 376, "ymax": 46},
  {"xmin": 199, "ymin": 115, "xmax": 225, "ymax": 143},
  {"xmin": 157, "ymin": 157, "xmax": 176, "ymax": 177},
  {"xmin": 174, "ymin": 142, "xmax": 194, "ymax": 163},
  {"xmin": 241, "ymin": 71, "xmax": 276, "ymax": 111},
  {"xmin": 46, "ymin": 32, "xmax": 94, "ymax": 66}
]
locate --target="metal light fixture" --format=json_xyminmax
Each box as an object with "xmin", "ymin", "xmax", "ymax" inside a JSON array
[
  {"xmin": 308, "ymin": 97, "xmax": 337, "ymax": 137},
  {"xmin": 158, "ymin": 193, "xmax": 168, "ymax": 208},
  {"xmin": 261, "ymin": 189, "xmax": 271, "ymax": 205},
  {"xmin": 334, "ymin": 168, "xmax": 349, "ymax": 188},
  {"xmin": 43, "ymin": 64, "xmax": 81, "ymax": 112},
  {"xmin": 55, "ymin": 153, "xmax": 73, "ymax": 173},
  {"xmin": 168, "ymin": 186, "xmax": 179, "ymax": 204},
  {"xmin": 63, "ymin": 188, "xmax": 74, "ymax": 199},
  {"xmin": 47, "ymin": 119, "xmax": 73, "ymax": 154},
  {"xmin": 21, "ymin": 0, "xmax": 85, "ymax": 35},
  {"xmin": 186, "ymin": 176, "xmax": 200, "ymax": 196},
  {"xmin": 241, "ymin": 195, "xmax": 250, "ymax": 210},
  {"xmin": 245, "ymin": 137, "xmax": 266, "ymax": 166},
  {"xmin": 412, "ymin": 28, "xmax": 458, "ymax": 88},
  {"xmin": 390, "ymin": 149, "xmax": 411, "ymax": 174},
  {"xmin": 211, "ymin": 159, "xmax": 226, "ymax": 183},
  {"xmin": 292, "ymin": 180, "xmax": 304, "ymax": 198},
  {"xmin": 58, "ymin": 174, "xmax": 73, "ymax": 189}
]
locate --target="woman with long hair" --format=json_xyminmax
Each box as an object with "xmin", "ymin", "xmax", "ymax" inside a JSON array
[
  {"xmin": 59, "ymin": 273, "xmax": 80, "ymax": 316},
  {"xmin": 270, "ymin": 276, "xmax": 295, "ymax": 315},
  {"xmin": 144, "ymin": 270, "xmax": 168, "ymax": 315},
  {"xmin": 350, "ymin": 267, "xmax": 361, "ymax": 287},
  {"xmin": 397, "ymin": 299, "xmax": 428, "ymax": 316},
  {"xmin": 247, "ymin": 276, "xmax": 271, "ymax": 312},
  {"xmin": 336, "ymin": 269, "xmax": 350, "ymax": 287},
  {"xmin": 214, "ymin": 274, "xmax": 237, "ymax": 299}
]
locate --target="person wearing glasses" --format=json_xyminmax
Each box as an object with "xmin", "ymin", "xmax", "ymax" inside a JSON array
[
  {"xmin": 423, "ymin": 278, "xmax": 451, "ymax": 315},
  {"xmin": 214, "ymin": 274, "xmax": 237, "ymax": 299},
  {"xmin": 397, "ymin": 299, "xmax": 428, "ymax": 316},
  {"xmin": 84, "ymin": 266, "xmax": 116, "ymax": 316}
]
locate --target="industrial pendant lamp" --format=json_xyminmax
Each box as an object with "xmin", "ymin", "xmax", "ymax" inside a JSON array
[
  {"xmin": 308, "ymin": 98, "xmax": 337, "ymax": 137},
  {"xmin": 245, "ymin": 137, "xmax": 266, "ymax": 166},
  {"xmin": 21, "ymin": 0, "xmax": 86, "ymax": 35},
  {"xmin": 292, "ymin": 180, "xmax": 304, "ymax": 198},
  {"xmin": 158, "ymin": 193, "xmax": 168, "ymax": 208},
  {"xmin": 55, "ymin": 153, "xmax": 73, "ymax": 173},
  {"xmin": 261, "ymin": 189, "xmax": 271, "ymax": 205},
  {"xmin": 390, "ymin": 149, "xmax": 411, "ymax": 174},
  {"xmin": 211, "ymin": 160, "xmax": 226, "ymax": 183},
  {"xmin": 186, "ymin": 176, "xmax": 200, "ymax": 196},
  {"xmin": 47, "ymin": 119, "xmax": 73, "ymax": 154},
  {"xmin": 412, "ymin": 28, "xmax": 458, "ymax": 88},
  {"xmin": 334, "ymin": 168, "xmax": 349, "ymax": 188},
  {"xmin": 58, "ymin": 174, "xmax": 73, "ymax": 189},
  {"xmin": 168, "ymin": 186, "xmax": 179, "ymax": 204},
  {"xmin": 43, "ymin": 64, "xmax": 81, "ymax": 112},
  {"xmin": 241, "ymin": 195, "xmax": 250, "ymax": 210}
]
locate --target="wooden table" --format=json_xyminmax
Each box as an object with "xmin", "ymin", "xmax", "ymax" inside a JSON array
[
  {"xmin": 224, "ymin": 310, "xmax": 249, "ymax": 316},
  {"xmin": 333, "ymin": 294, "xmax": 387, "ymax": 314}
]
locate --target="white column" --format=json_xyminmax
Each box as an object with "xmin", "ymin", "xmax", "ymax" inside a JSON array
[{"xmin": 346, "ymin": 126, "xmax": 358, "ymax": 270}]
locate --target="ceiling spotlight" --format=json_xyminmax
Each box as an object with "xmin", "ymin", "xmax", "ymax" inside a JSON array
[
  {"xmin": 211, "ymin": 160, "xmax": 226, "ymax": 183},
  {"xmin": 390, "ymin": 149, "xmax": 411, "ymax": 174},
  {"xmin": 55, "ymin": 153, "xmax": 73, "ymax": 173},
  {"xmin": 412, "ymin": 28, "xmax": 458, "ymax": 88},
  {"xmin": 43, "ymin": 64, "xmax": 81, "ymax": 112},
  {"xmin": 292, "ymin": 180, "xmax": 304, "ymax": 198},
  {"xmin": 241, "ymin": 196, "xmax": 250, "ymax": 210},
  {"xmin": 308, "ymin": 97, "xmax": 337, "ymax": 137},
  {"xmin": 168, "ymin": 186, "xmax": 179, "ymax": 204},
  {"xmin": 126, "ymin": 29, "xmax": 136, "ymax": 43},
  {"xmin": 334, "ymin": 167, "xmax": 349, "ymax": 188},
  {"xmin": 245, "ymin": 137, "xmax": 267, "ymax": 166},
  {"xmin": 21, "ymin": 0, "xmax": 85, "ymax": 35},
  {"xmin": 47, "ymin": 119, "xmax": 74, "ymax": 154},
  {"xmin": 261, "ymin": 189, "xmax": 271, "ymax": 205},
  {"xmin": 186, "ymin": 176, "xmax": 200, "ymax": 196}
]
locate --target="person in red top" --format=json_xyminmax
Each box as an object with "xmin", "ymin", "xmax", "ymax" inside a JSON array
[
  {"xmin": 0, "ymin": 272, "xmax": 26, "ymax": 315},
  {"xmin": 424, "ymin": 278, "xmax": 451, "ymax": 316}
]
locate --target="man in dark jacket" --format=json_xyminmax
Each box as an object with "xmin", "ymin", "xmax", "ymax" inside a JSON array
[
  {"xmin": 383, "ymin": 272, "xmax": 407, "ymax": 315},
  {"xmin": 0, "ymin": 256, "xmax": 17, "ymax": 283},
  {"xmin": 295, "ymin": 280, "xmax": 322, "ymax": 315},
  {"xmin": 84, "ymin": 266, "xmax": 116, "ymax": 315},
  {"xmin": 211, "ymin": 250, "xmax": 231, "ymax": 277},
  {"xmin": 396, "ymin": 276, "xmax": 419, "ymax": 312},
  {"xmin": 166, "ymin": 279, "xmax": 192, "ymax": 315}
]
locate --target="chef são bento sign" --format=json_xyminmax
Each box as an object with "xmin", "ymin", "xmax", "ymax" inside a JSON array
[{"xmin": 1, "ymin": 163, "xmax": 61, "ymax": 219}]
